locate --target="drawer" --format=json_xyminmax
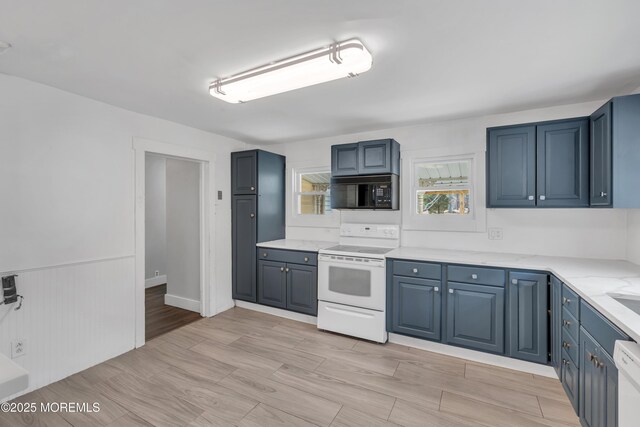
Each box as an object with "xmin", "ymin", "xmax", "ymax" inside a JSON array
[
  {"xmin": 447, "ymin": 265, "xmax": 505, "ymax": 287},
  {"xmin": 561, "ymin": 349, "xmax": 579, "ymax": 414},
  {"xmin": 580, "ymin": 301, "xmax": 629, "ymax": 356},
  {"xmin": 561, "ymin": 329, "xmax": 579, "ymax": 366},
  {"xmin": 392, "ymin": 260, "xmax": 441, "ymax": 280},
  {"xmin": 561, "ymin": 307, "xmax": 579, "ymax": 342},
  {"xmin": 257, "ymin": 248, "xmax": 317, "ymax": 266},
  {"xmin": 561, "ymin": 284, "xmax": 580, "ymax": 320}
]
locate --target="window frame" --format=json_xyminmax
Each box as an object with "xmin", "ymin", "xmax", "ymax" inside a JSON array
[
  {"xmin": 287, "ymin": 164, "xmax": 340, "ymax": 228},
  {"xmin": 402, "ymin": 147, "xmax": 486, "ymax": 232}
]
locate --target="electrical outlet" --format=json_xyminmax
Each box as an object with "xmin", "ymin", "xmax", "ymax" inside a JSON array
[
  {"xmin": 12, "ymin": 339, "xmax": 26, "ymax": 358},
  {"xmin": 488, "ymin": 227, "xmax": 503, "ymax": 240},
  {"xmin": 155, "ymin": 270, "xmax": 160, "ymax": 277}
]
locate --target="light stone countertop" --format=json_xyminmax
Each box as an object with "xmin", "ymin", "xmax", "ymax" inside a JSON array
[
  {"xmin": 387, "ymin": 246, "xmax": 640, "ymax": 343},
  {"xmin": 256, "ymin": 239, "xmax": 337, "ymax": 252}
]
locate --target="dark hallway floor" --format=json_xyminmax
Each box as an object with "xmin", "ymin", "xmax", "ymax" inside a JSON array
[{"xmin": 145, "ymin": 284, "xmax": 201, "ymax": 341}]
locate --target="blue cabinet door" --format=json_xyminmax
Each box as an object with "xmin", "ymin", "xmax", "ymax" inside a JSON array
[
  {"xmin": 507, "ymin": 271, "xmax": 548, "ymax": 364},
  {"xmin": 536, "ymin": 119, "xmax": 589, "ymax": 207},
  {"xmin": 590, "ymin": 102, "xmax": 612, "ymax": 207},
  {"xmin": 258, "ymin": 260, "xmax": 286, "ymax": 308},
  {"xmin": 357, "ymin": 139, "xmax": 400, "ymax": 175},
  {"xmin": 232, "ymin": 195, "xmax": 257, "ymax": 302},
  {"xmin": 286, "ymin": 264, "xmax": 317, "ymax": 316},
  {"xmin": 580, "ymin": 328, "xmax": 619, "ymax": 427},
  {"xmin": 446, "ymin": 282, "xmax": 504, "ymax": 354},
  {"xmin": 231, "ymin": 151, "xmax": 257, "ymax": 195},
  {"xmin": 331, "ymin": 143, "xmax": 359, "ymax": 176},
  {"xmin": 392, "ymin": 276, "xmax": 441, "ymax": 341},
  {"xmin": 551, "ymin": 276, "xmax": 562, "ymax": 376},
  {"xmin": 487, "ymin": 126, "xmax": 537, "ymax": 207}
]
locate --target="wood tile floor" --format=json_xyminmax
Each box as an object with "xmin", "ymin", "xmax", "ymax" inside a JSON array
[
  {"xmin": 3, "ymin": 307, "xmax": 581, "ymax": 427},
  {"xmin": 145, "ymin": 284, "xmax": 202, "ymax": 341}
]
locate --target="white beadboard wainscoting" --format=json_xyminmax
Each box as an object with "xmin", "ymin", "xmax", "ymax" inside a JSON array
[{"xmin": 0, "ymin": 256, "xmax": 135, "ymax": 400}]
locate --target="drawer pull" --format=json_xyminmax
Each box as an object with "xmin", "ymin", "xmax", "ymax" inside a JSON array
[
  {"xmin": 263, "ymin": 253, "xmax": 268, "ymax": 257},
  {"xmin": 471, "ymin": 274, "xmax": 478, "ymax": 280},
  {"xmin": 412, "ymin": 268, "xmax": 418, "ymax": 274},
  {"xmin": 562, "ymin": 341, "xmax": 571, "ymax": 349},
  {"xmin": 511, "ymin": 279, "xmax": 518, "ymax": 285},
  {"xmin": 449, "ymin": 289, "xmax": 454, "ymax": 294},
  {"xmin": 434, "ymin": 287, "xmax": 439, "ymax": 292},
  {"xmin": 250, "ymin": 213, "xmax": 255, "ymax": 218},
  {"xmin": 280, "ymin": 267, "xmax": 284, "ymax": 272},
  {"xmin": 563, "ymin": 320, "xmax": 571, "ymax": 327},
  {"xmin": 600, "ymin": 191, "xmax": 607, "ymax": 197},
  {"xmin": 587, "ymin": 352, "xmax": 595, "ymax": 362},
  {"xmin": 562, "ymin": 359, "xmax": 569, "ymax": 366},
  {"xmin": 562, "ymin": 297, "xmax": 571, "ymax": 305},
  {"xmin": 285, "ymin": 268, "xmax": 290, "ymax": 273},
  {"xmin": 540, "ymin": 195, "xmax": 546, "ymax": 201},
  {"xmin": 304, "ymin": 257, "xmax": 309, "ymax": 262},
  {"xmin": 250, "ymin": 186, "xmax": 255, "ymax": 191},
  {"xmin": 528, "ymin": 195, "xmax": 534, "ymax": 201}
]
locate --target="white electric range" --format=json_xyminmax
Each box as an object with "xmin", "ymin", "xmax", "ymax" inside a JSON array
[{"xmin": 317, "ymin": 223, "xmax": 399, "ymax": 343}]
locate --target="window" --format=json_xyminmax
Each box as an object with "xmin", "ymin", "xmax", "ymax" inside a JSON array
[
  {"xmin": 295, "ymin": 170, "xmax": 331, "ymax": 215},
  {"xmin": 402, "ymin": 149, "xmax": 485, "ymax": 233},
  {"xmin": 414, "ymin": 160, "xmax": 471, "ymax": 215}
]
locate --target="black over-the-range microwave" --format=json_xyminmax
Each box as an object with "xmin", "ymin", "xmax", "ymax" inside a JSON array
[{"xmin": 330, "ymin": 174, "xmax": 399, "ymax": 210}]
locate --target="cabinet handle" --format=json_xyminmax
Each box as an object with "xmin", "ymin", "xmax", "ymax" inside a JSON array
[
  {"xmin": 587, "ymin": 352, "xmax": 595, "ymax": 362},
  {"xmin": 600, "ymin": 191, "xmax": 607, "ymax": 197},
  {"xmin": 562, "ymin": 341, "xmax": 571, "ymax": 349},
  {"xmin": 448, "ymin": 289, "xmax": 454, "ymax": 294},
  {"xmin": 597, "ymin": 359, "xmax": 605, "ymax": 369},
  {"xmin": 471, "ymin": 274, "xmax": 478, "ymax": 280},
  {"xmin": 280, "ymin": 267, "xmax": 284, "ymax": 272},
  {"xmin": 562, "ymin": 297, "xmax": 570, "ymax": 305},
  {"xmin": 528, "ymin": 195, "xmax": 534, "ymax": 201},
  {"xmin": 539, "ymin": 195, "xmax": 546, "ymax": 201},
  {"xmin": 304, "ymin": 257, "xmax": 309, "ymax": 262},
  {"xmin": 250, "ymin": 186, "xmax": 255, "ymax": 191},
  {"xmin": 285, "ymin": 268, "xmax": 290, "ymax": 273},
  {"xmin": 434, "ymin": 287, "xmax": 439, "ymax": 292},
  {"xmin": 250, "ymin": 213, "xmax": 255, "ymax": 218},
  {"xmin": 563, "ymin": 320, "xmax": 571, "ymax": 327},
  {"xmin": 562, "ymin": 359, "xmax": 569, "ymax": 366},
  {"xmin": 412, "ymin": 268, "xmax": 418, "ymax": 273},
  {"xmin": 263, "ymin": 253, "xmax": 268, "ymax": 257},
  {"xmin": 511, "ymin": 279, "xmax": 518, "ymax": 285}
]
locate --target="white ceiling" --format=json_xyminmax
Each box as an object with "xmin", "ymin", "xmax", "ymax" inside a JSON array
[{"xmin": 1, "ymin": 0, "xmax": 640, "ymax": 145}]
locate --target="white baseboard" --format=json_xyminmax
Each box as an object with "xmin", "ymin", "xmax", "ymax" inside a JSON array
[
  {"xmin": 389, "ymin": 333, "xmax": 558, "ymax": 378},
  {"xmin": 164, "ymin": 293, "xmax": 200, "ymax": 313},
  {"xmin": 145, "ymin": 275, "xmax": 167, "ymax": 288},
  {"xmin": 234, "ymin": 300, "xmax": 317, "ymax": 325}
]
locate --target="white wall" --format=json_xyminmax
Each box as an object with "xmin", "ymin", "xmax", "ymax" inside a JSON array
[
  {"xmin": 165, "ymin": 158, "xmax": 200, "ymax": 303},
  {"xmin": 144, "ymin": 154, "xmax": 167, "ymax": 281},
  {"xmin": 0, "ymin": 74, "xmax": 247, "ymax": 398},
  {"xmin": 275, "ymin": 100, "xmax": 632, "ymax": 260},
  {"xmin": 628, "ymin": 210, "xmax": 640, "ymax": 265}
]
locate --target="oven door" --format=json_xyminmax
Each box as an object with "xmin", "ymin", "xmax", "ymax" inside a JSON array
[{"xmin": 317, "ymin": 254, "xmax": 386, "ymax": 311}]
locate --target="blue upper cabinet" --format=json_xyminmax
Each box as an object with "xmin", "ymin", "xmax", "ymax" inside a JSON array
[
  {"xmin": 487, "ymin": 126, "xmax": 536, "ymax": 207},
  {"xmin": 488, "ymin": 118, "xmax": 590, "ymax": 208},
  {"xmin": 331, "ymin": 139, "xmax": 400, "ymax": 176},
  {"xmin": 537, "ymin": 119, "xmax": 589, "ymax": 207},
  {"xmin": 232, "ymin": 151, "xmax": 257, "ymax": 194},
  {"xmin": 590, "ymin": 94, "xmax": 640, "ymax": 208},
  {"xmin": 331, "ymin": 143, "xmax": 359, "ymax": 176},
  {"xmin": 506, "ymin": 271, "xmax": 548, "ymax": 364}
]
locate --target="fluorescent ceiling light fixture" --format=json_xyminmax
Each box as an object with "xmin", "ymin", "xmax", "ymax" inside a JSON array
[{"xmin": 209, "ymin": 39, "xmax": 372, "ymax": 103}]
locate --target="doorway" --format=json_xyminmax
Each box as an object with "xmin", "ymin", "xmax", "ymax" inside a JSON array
[
  {"xmin": 134, "ymin": 137, "xmax": 217, "ymax": 348},
  {"xmin": 144, "ymin": 153, "xmax": 202, "ymax": 341}
]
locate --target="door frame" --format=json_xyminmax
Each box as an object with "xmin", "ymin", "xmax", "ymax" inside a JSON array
[{"xmin": 133, "ymin": 137, "xmax": 217, "ymax": 348}]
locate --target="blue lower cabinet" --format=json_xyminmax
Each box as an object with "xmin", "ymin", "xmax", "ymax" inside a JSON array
[
  {"xmin": 446, "ymin": 282, "xmax": 505, "ymax": 354},
  {"xmin": 391, "ymin": 276, "xmax": 441, "ymax": 340},
  {"xmin": 507, "ymin": 271, "xmax": 548, "ymax": 364},
  {"xmin": 258, "ymin": 260, "xmax": 287, "ymax": 308},
  {"xmin": 286, "ymin": 264, "xmax": 317, "ymax": 316},
  {"xmin": 579, "ymin": 328, "xmax": 621, "ymax": 427}
]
